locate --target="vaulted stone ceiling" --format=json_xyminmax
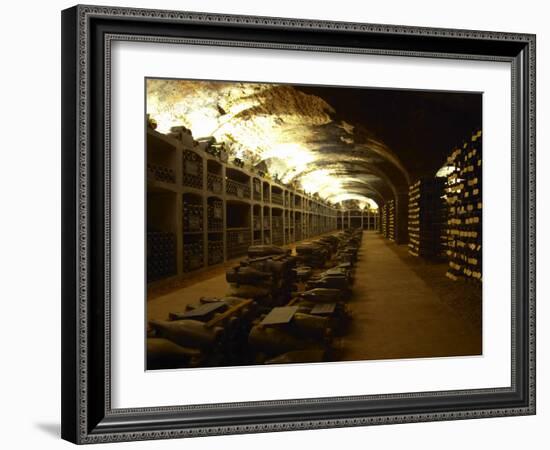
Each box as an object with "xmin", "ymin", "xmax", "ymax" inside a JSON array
[{"xmin": 146, "ymin": 79, "xmax": 481, "ymax": 209}]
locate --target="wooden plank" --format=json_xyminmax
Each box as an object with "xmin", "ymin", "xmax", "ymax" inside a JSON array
[
  {"xmin": 205, "ymin": 299, "xmax": 253, "ymax": 328},
  {"xmin": 169, "ymin": 302, "xmax": 226, "ymax": 320},
  {"xmin": 260, "ymin": 306, "xmax": 299, "ymax": 326}
]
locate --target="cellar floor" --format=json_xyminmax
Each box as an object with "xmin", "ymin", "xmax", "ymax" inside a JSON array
[
  {"xmin": 339, "ymin": 231, "xmax": 482, "ymax": 361},
  {"xmin": 147, "ymin": 259, "xmax": 245, "ymax": 321},
  {"xmin": 147, "ymin": 240, "xmax": 306, "ymax": 321},
  {"xmin": 147, "ymin": 231, "xmax": 482, "ymax": 361}
]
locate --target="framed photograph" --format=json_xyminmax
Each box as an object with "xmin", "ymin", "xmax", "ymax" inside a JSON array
[{"xmin": 61, "ymin": 5, "xmax": 536, "ymax": 444}]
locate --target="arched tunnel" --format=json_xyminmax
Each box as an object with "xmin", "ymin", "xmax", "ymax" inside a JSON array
[
  {"xmin": 146, "ymin": 79, "xmax": 483, "ymax": 369},
  {"xmin": 147, "ymin": 79, "xmax": 480, "ymax": 243}
]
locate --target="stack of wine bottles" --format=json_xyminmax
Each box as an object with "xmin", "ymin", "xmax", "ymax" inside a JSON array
[
  {"xmin": 253, "ymin": 178, "xmax": 262, "ymax": 201},
  {"xmin": 183, "ymin": 199, "xmax": 203, "ymax": 233},
  {"xmin": 227, "ymin": 230, "xmax": 251, "ymax": 259},
  {"xmin": 147, "ymin": 163, "xmax": 175, "ymax": 184},
  {"xmin": 388, "ymin": 200, "xmax": 395, "ymax": 241},
  {"xmin": 272, "ymin": 216, "xmax": 284, "ymax": 245},
  {"xmin": 226, "ymin": 178, "xmax": 250, "ymax": 199},
  {"xmin": 147, "ymin": 230, "xmax": 177, "ymax": 282},
  {"xmin": 271, "ymin": 192, "xmax": 284, "ymax": 206},
  {"xmin": 253, "ymin": 214, "xmax": 261, "ymax": 230},
  {"xmin": 183, "ymin": 240, "xmax": 204, "ymax": 272},
  {"xmin": 407, "ymin": 178, "xmax": 446, "ymax": 258},
  {"xmin": 203, "ymin": 140, "xmax": 228, "ymax": 162},
  {"xmin": 253, "ymin": 212, "xmax": 262, "ymax": 245},
  {"xmin": 408, "ymin": 181, "xmax": 421, "ymax": 255},
  {"xmin": 445, "ymin": 129, "xmax": 482, "ymax": 282},
  {"xmin": 208, "ymin": 239, "xmax": 224, "ymax": 266},
  {"xmin": 168, "ymin": 125, "xmax": 195, "ymax": 148},
  {"xmin": 182, "ymin": 149, "xmax": 203, "ymax": 189},
  {"xmin": 207, "ymin": 199, "xmax": 223, "ymax": 232},
  {"xmin": 380, "ymin": 204, "xmax": 387, "ymax": 238},
  {"xmin": 206, "ymin": 172, "xmax": 223, "ymax": 194},
  {"xmin": 439, "ymin": 192, "xmax": 450, "ymax": 258},
  {"xmin": 295, "ymin": 216, "xmax": 302, "ymax": 241}
]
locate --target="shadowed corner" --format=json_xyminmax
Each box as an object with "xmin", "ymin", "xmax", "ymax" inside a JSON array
[{"xmin": 35, "ymin": 422, "xmax": 60, "ymax": 438}]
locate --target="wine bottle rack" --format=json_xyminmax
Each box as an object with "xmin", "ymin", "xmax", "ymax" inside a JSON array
[
  {"xmin": 271, "ymin": 192, "xmax": 284, "ymax": 206},
  {"xmin": 227, "ymin": 229, "xmax": 251, "ymax": 259},
  {"xmin": 206, "ymin": 172, "xmax": 223, "ymax": 194},
  {"xmin": 182, "ymin": 149, "xmax": 203, "ymax": 189},
  {"xmin": 183, "ymin": 239, "xmax": 204, "ymax": 272},
  {"xmin": 253, "ymin": 215, "xmax": 262, "ymax": 230},
  {"xmin": 207, "ymin": 198, "xmax": 223, "ymax": 232},
  {"xmin": 253, "ymin": 178, "xmax": 262, "ymax": 201},
  {"xmin": 147, "ymin": 231, "xmax": 177, "ymax": 282},
  {"xmin": 380, "ymin": 203, "xmax": 389, "ymax": 238},
  {"xmin": 207, "ymin": 239, "xmax": 224, "ymax": 266},
  {"xmin": 408, "ymin": 178, "xmax": 446, "ymax": 258},
  {"xmin": 226, "ymin": 178, "xmax": 250, "ymax": 199},
  {"xmin": 445, "ymin": 129, "xmax": 482, "ymax": 282},
  {"xmin": 183, "ymin": 199, "xmax": 203, "ymax": 233},
  {"xmin": 147, "ymin": 127, "xmax": 339, "ymax": 283},
  {"xmin": 147, "ymin": 163, "xmax": 175, "ymax": 184},
  {"xmin": 388, "ymin": 200, "xmax": 395, "ymax": 241}
]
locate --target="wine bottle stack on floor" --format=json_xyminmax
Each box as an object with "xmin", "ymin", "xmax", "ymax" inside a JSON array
[
  {"xmin": 380, "ymin": 204, "xmax": 388, "ymax": 238},
  {"xmin": 407, "ymin": 178, "xmax": 446, "ymax": 258},
  {"xmin": 147, "ymin": 229, "xmax": 362, "ymax": 369},
  {"xmin": 439, "ymin": 190, "xmax": 450, "ymax": 259},
  {"xmin": 445, "ymin": 130, "xmax": 482, "ymax": 282},
  {"xmin": 388, "ymin": 200, "xmax": 395, "ymax": 241}
]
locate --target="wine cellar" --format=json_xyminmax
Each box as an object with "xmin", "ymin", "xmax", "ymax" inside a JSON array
[
  {"xmin": 146, "ymin": 80, "xmax": 483, "ymax": 370},
  {"xmin": 147, "ymin": 127, "xmax": 342, "ymax": 283},
  {"xmin": 377, "ymin": 129, "xmax": 483, "ymax": 282}
]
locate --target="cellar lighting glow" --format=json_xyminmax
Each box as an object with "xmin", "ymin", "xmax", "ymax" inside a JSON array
[
  {"xmin": 300, "ymin": 169, "xmax": 337, "ymax": 196},
  {"xmin": 146, "ymin": 79, "xmax": 393, "ymax": 205},
  {"xmin": 260, "ymin": 144, "xmax": 316, "ymax": 183},
  {"xmin": 329, "ymin": 193, "xmax": 379, "ymax": 210},
  {"xmin": 299, "ymin": 169, "xmax": 363, "ymax": 199},
  {"xmin": 299, "ymin": 170, "xmax": 378, "ymax": 208}
]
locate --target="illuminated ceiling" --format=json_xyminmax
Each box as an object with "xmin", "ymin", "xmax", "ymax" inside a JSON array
[{"xmin": 146, "ymin": 79, "xmax": 479, "ymax": 209}]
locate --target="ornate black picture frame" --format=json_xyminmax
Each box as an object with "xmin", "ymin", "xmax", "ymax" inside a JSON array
[{"xmin": 61, "ymin": 4, "xmax": 536, "ymax": 444}]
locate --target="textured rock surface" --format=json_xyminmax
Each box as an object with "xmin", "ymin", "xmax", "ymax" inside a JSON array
[{"xmin": 147, "ymin": 79, "xmax": 410, "ymax": 208}]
